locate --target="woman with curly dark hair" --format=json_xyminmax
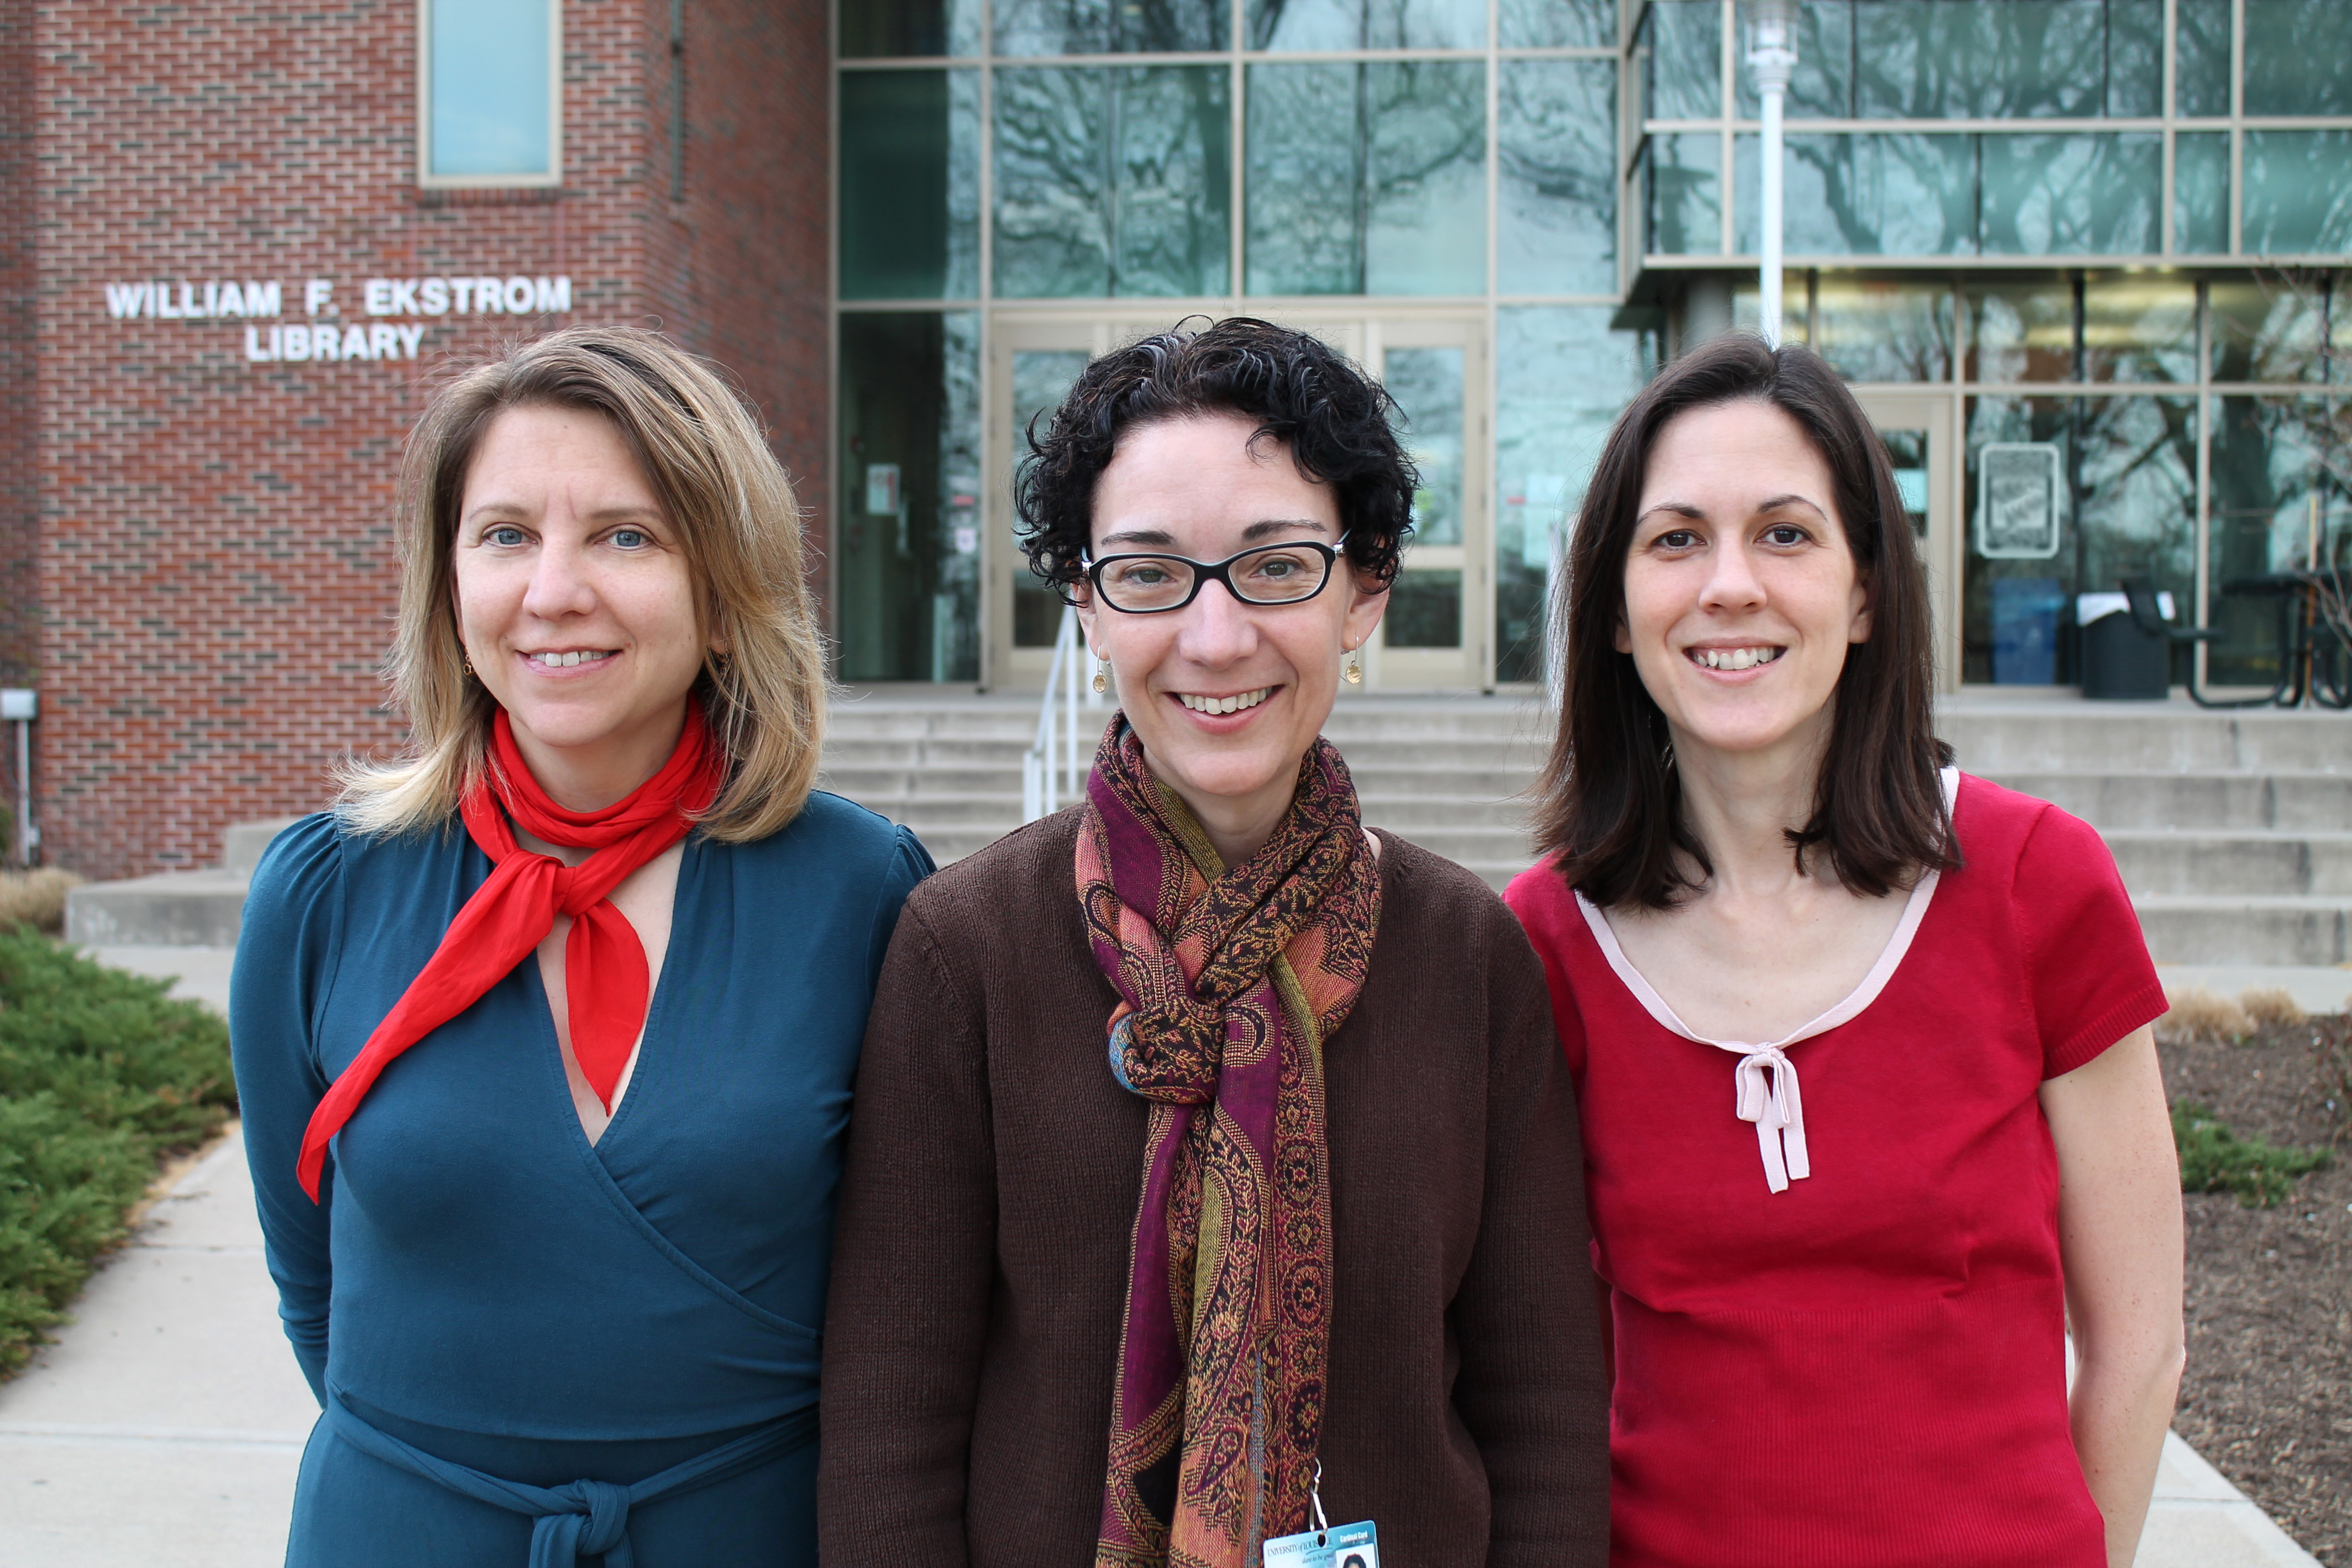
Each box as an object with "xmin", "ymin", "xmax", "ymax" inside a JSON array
[{"xmin": 818, "ymin": 317, "xmax": 1611, "ymax": 1568}]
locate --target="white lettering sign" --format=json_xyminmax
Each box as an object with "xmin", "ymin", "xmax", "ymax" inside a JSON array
[{"xmin": 101, "ymin": 272, "xmax": 574, "ymax": 369}]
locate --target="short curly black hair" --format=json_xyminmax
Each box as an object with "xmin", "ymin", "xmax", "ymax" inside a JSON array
[{"xmin": 1015, "ymin": 317, "xmax": 1417, "ymax": 596}]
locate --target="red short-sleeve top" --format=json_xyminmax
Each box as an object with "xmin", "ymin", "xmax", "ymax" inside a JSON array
[{"xmin": 1505, "ymin": 773, "xmax": 2167, "ymax": 1568}]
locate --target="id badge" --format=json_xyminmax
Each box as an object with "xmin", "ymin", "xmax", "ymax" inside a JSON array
[
  {"xmin": 1263, "ymin": 1463, "xmax": 1376, "ymax": 1568},
  {"xmin": 1262, "ymin": 1520, "xmax": 1378, "ymax": 1568}
]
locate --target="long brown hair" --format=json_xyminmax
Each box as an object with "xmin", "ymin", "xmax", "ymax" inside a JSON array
[
  {"xmin": 1532, "ymin": 334, "xmax": 1953, "ymax": 909},
  {"xmin": 339, "ymin": 325, "xmax": 830, "ymax": 842}
]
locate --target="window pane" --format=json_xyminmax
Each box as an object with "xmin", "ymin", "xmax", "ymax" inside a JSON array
[
  {"xmin": 2243, "ymin": 130, "xmax": 2352, "ymax": 255},
  {"xmin": 1249, "ymin": 0, "xmax": 1484, "ymax": 50},
  {"xmin": 1966, "ymin": 276, "xmax": 2076, "ymax": 382},
  {"xmin": 2207, "ymin": 395, "xmax": 2338, "ymax": 683},
  {"xmin": 994, "ymin": 69, "xmax": 1111, "ymax": 296},
  {"xmin": 998, "ymin": 0, "xmax": 1227, "ymax": 55},
  {"xmin": 1494, "ymin": 306, "xmax": 1654, "ymax": 683},
  {"xmin": 428, "ymin": 0, "xmax": 550, "ymax": 178},
  {"xmin": 1499, "ymin": 60, "xmax": 1615, "ymax": 295},
  {"xmin": 841, "ymin": 0, "xmax": 982, "ymax": 57},
  {"xmin": 1814, "ymin": 278, "xmax": 1953, "ymax": 382},
  {"xmin": 2173, "ymin": 132, "xmax": 2229, "ymax": 256},
  {"xmin": 1979, "ymin": 133, "xmax": 2159, "ymax": 255},
  {"xmin": 841, "ymin": 70, "xmax": 981, "ymax": 300},
  {"xmin": 1500, "ymin": 0, "xmax": 1614, "ymax": 49},
  {"xmin": 1113, "ymin": 68, "xmax": 1234, "ymax": 296},
  {"xmin": 2173, "ymin": 0, "xmax": 2232, "ymax": 117},
  {"xmin": 1645, "ymin": 0, "xmax": 1721, "ymax": 120},
  {"xmin": 997, "ymin": 67, "xmax": 1229, "ymax": 298},
  {"xmin": 1961, "ymin": 395, "xmax": 2076, "ymax": 682},
  {"xmin": 2083, "ymin": 274, "xmax": 2196, "ymax": 383},
  {"xmin": 1645, "ymin": 132, "xmax": 1721, "ymax": 256},
  {"xmin": 1735, "ymin": 1, "xmax": 1854, "ymax": 119},
  {"xmin": 1855, "ymin": 1, "xmax": 2108, "ymax": 118},
  {"xmin": 1385, "ymin": 347, "xmax": 1464, "ymax": 546},
  {"xmin": 2105, "ymin": 0, "xmax": 2162, "ymax": 117},
  {"xmin": 2076, "ymin": 396, "xmax": 2197, "ymax": 680},
  {"xmin": 1012, "ymin": 350, "xmax": 1093, "ymax": 645},
  {"xmin": 1385, "ymin": 570, "xmax": 1463, "ymax": 645},
  {"xmin": 1245, "ymin": 62, "xmax": 1485, "ymax": 296},
  {"xmin": 1736, "ymin": 133, "xmax": 1977, "ymax": 255},
  {"xmin": 2242, "ymin": 0, "xmax": 2352, "ymax": 116},
  {"xmin": 837, "ymin": 313, "xmax": 984, "ymax": 682},
  {"xmin": 2208, "ymin": 280, "xmax": 2327, "ymax": 383}
]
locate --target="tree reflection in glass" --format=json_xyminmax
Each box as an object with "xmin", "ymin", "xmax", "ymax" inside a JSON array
[
  {"xmin": 2083, "ymin": 275, "xmax": 2196, "ymax": 384},
  {"xmin": 1248, "ymin": 0, "xmax": 1483, "ymax": 53},
  {"xmin": 1813, "ymin": 278, "xmax": 1953, "ymax": 382},
  {"xmin": 1500, "ymin": 60, "xmax": 1615, "ymax": 295},
  {"xmin": 1855, "ymin": 1, "xmax": 2113, "ymax": 119},
  {"xmin": 1499, "ymin": 0, "xmax": 1613, "ymax": 49},
  {"xmin": 2241, "ymin": 0, "xmax": 2352, "ymax": 116},
  {"xmin": 1384, "ymin": 347, "xmax": 1464, "ymax": 546},
  {"xmin": 993, "ymin": 65, "xmax": 1231, "ymax": 298},
  {"xmin": 2209, "ymin": 280, "xmax": 2329, "ymax": 384},
  {"xmin": 1736, "ymin": 133, "xmax": 1975, "ymax": 255},
  {"xmin": 1246, "ymin": 61, "xmax": 1484, "ymax": 295},
  {"xmin": 1980, "ymin": 134, "xmax": 2159, "ymax": 255},
  {"xmin": 2242, "ymin": 131, "xmax": 2352, "ymax": 255},
  {"xmin": 995, "ymin": 0, "xmax": 1225, "ymax": 55}
]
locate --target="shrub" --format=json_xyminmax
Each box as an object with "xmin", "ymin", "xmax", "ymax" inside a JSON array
[
  {"xmin": 0, "ymin": 869, "xmax": 82, "ymax": 935},
  {"xmin": 2236, "ymin": 987, "xmax": 2306, "ymax": 1030},
  {"xmin": 2172, "ymin": 1101, "xmax": 2331, "ymax": 1209},
  {"xmin": 0, "ymin": 931, "xmax": 236, "ymax": 1374},
  {"xmin": 2158, "ymin": 987, "xmax": 2252, "ymax": 1047}
]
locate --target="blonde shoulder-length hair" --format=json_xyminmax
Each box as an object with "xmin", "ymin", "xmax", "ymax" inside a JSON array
[{"xmin": 338, "ymin": 325, "xmax": 830, "ymax": 842}]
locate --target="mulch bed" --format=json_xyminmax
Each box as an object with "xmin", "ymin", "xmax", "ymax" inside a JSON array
[{"xmin": 2161, "ymin": 1009, "xmax": 2352, "ymax": 1567}]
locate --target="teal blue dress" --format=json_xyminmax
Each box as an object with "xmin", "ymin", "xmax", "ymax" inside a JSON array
[{"xmin": 231, "ymin": 793, "xmax": 930, "ymax": 1568}]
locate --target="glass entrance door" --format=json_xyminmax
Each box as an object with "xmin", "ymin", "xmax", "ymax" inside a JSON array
[
  {"xmin": 1361, "ymin": 315, "xmax": 1488, "ymax": 690},
  {"xmin": 984, "ymin": 310, "xmax": 1487, "ymax": 689},
  {"xmin": 1855, "ymin": 390, "xmax": 1960, "ymax": 693}
]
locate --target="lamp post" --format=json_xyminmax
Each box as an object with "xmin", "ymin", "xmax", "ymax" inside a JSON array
[{"xmin": 1747, "ymin": 0, "xmax": 1798, "ymax": 347}]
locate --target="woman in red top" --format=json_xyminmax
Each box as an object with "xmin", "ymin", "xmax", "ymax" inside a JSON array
[{"xmin": 1505, "ymin": 335, "xmax": 2184, "ymax": 1568}]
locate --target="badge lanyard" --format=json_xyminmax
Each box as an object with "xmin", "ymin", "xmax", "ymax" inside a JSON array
[{"xmin": 1262, "ymin": 1462, "xmax": 1379, "ymax": 1568}]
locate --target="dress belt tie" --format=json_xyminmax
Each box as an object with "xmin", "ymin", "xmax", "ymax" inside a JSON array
[
  {"xmin": 323, "ymin": 1390, "xmax": 815, "ymax": 1568},
  {"xmin": 1732, "ymin": 1045, "xmax": 1810, "ymax": 1194}
]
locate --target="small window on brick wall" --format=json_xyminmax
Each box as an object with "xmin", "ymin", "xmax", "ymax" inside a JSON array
[{"xmin": 420, "ymin": 0, "xmax": 560, "ymax": 186}]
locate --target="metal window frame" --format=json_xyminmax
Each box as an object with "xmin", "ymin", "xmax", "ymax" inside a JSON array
[{"xmin": 416, "ymin": 0, "xmax": 565, "ymax": 189}]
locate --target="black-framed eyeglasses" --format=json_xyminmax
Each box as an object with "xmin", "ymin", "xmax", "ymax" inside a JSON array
[{"xmin": 1084, "ymin": 536, "xmax": 1350, "ymax": 614}]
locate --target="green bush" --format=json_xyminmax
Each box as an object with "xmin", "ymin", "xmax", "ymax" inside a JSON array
[
  {"xmin": 0, "ymin": 930, "xmax": 236, "ymax": 1373},
  {"xmin": 2172, "ymin": 1101, "xmax": 2332, "ymax": 1209}
]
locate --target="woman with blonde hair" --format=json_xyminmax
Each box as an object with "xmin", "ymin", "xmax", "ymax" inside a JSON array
[{"xmin": 232, "ymin": 325, "xmax": 929, "ymax": 1567}]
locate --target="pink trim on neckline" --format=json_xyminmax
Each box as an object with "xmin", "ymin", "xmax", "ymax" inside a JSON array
[{"xmin": 1573, "ymin": 768, "xmax": 1957, "ymax": 1054}]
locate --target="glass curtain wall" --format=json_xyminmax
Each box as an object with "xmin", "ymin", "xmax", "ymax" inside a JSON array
[
  {"xmin": 1633, "ymin": 0, "xmax": 2351, "ymax": 689},
  {"xmin": 1633, "ymin": 0, "xmax": 2352, "ymax": 268},
  {"xmin": 835, "ymin": 0, "xmax": 1647, "ymax": 684}
]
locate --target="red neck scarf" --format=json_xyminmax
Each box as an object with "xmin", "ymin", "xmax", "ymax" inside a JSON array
[{"xmin": 296, "ymin": 706, "xmax": 725, "ymax": 1199}]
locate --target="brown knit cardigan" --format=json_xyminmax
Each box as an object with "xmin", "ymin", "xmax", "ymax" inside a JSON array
[{"xmin": 816, "ymin": 808, "xmax": 1610, "ymax": 1567}]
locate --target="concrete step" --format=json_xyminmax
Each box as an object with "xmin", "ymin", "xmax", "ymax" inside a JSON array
[
  {"xmin": 64, "ymin": 870, "xmax": 248, "ymax": 947},
  {"xmin": 1986, "ymin": 771, "xmax": 2352, "ymax": 831},
  {"xmin": 2105, "ymin": 831, "xmax": 2352, "ymax": 898},
  {"xmin": 1941, "ymin": 705, "xmax": 2351, "ymax": 775},
  {"xmin": 2132, "ymin": 895, "xmax": 2351, "ymax": 966}
]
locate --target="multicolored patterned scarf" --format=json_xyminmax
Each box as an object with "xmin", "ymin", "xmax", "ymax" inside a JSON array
[{"xmin": 1079, "ymin": 721, "xmax": 1382, "ymax": 1568}]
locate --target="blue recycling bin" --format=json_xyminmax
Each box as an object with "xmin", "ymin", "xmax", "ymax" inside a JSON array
[{"xmin": 1991, "ymin": 577, "xmax": 2066, "ymax": 685}]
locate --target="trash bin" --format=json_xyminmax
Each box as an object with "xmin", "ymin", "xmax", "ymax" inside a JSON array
[
  {"xmin": 2077, "ymin": 592, "xmax": 2173, "ymax": 700},
  {"xmin": 1991, "ymin": 577, "xmax": 2066, "ymax": 685}
]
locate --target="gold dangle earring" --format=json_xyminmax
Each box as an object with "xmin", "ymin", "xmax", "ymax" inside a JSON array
[
  {"xmin": 1343, "ymin": 643, "xmax": 1364, "ymax": 684},
  {"xmin": 1092, "ymin": 654, "xmax": 1110, "ymax": 695}
]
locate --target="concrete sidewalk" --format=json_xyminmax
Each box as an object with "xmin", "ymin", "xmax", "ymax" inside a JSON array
[{"xmin": 0, "ymin": 956, "xmax": 2327, "ymax": 1567}]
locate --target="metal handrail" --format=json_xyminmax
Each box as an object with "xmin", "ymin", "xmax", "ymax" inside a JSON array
[{"xmin": 1021, "ymin": 604, "xmax": 1104, "ymax": 821}]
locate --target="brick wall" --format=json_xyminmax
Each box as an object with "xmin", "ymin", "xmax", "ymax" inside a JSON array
[{"xmin": 29, "ymin": 0, "xmax": 828, "ymax": 880}]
